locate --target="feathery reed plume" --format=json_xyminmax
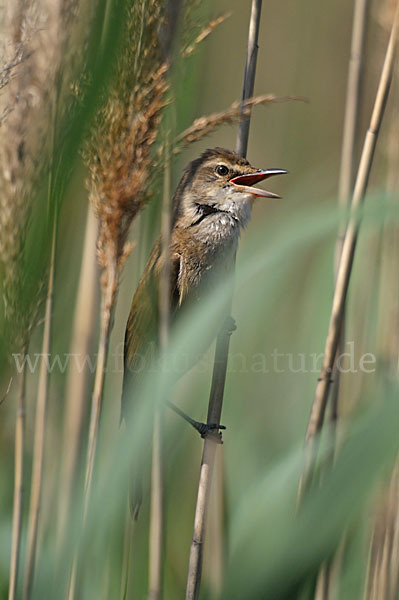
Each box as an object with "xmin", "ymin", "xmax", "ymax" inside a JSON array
[
  {"xmin": 68, "ymin": 6, "xmax": 170, "ymax": 598},
  {"xmin": 185, "ymin": 2, "xmax": 263, "ymax": 598},
  {"xmin": 182, "ymin": 13, "xmax": 231, "ymax": 57},
  {"xmin": 83, "ymin": 0, "xmax": 169, "ymax": 520},
  {"xmin": 298, "ymin": 0, "xmax": 399, "ymax": 501},
  {"xmin": 174, "ymin": 95, "xmax": 303, "ymax": 149},
  {"xmin": 8, "ymin": 1, "xmax": 99, "ymax": 595},
  {"xmin": 0, "ymin": 2, "xmax": 76, "ymax": 596},
  {"xmin": 0, "ymin": 44, "xmax": 30, "ymax": 109}
]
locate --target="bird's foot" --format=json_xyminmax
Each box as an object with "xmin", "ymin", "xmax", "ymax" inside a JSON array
[
  {"xmin": 165, "ymin": 399, "xmax": 225, "ymax": 442},
  {"xmin": 190, "ymin": 420, "xmax": 226, "ymax": 442},
  {"xmin": 222, "ymin": 315, "xmax": 236, "ymax": 336}
]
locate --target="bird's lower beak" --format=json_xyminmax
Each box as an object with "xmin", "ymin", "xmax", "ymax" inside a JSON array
[{"xmin": 230, "ymin": 169, "xmax": 288, "ymax": 199}]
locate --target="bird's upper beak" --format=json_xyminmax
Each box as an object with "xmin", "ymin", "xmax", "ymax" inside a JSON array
[{"xmin": 230, "ymin": 169, "xmax": 288, "ymax": 199}]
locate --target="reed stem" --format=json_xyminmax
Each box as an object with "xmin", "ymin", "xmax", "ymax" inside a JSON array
[
  {"xmin": 56, "ymin": 203, "xmax": 98, "ymax": 553},
  {"xmin": 298, "ymin": 0, "xmax": 399, "ymax": 499},
  {"xmin": 328, "ymin": 0, "xmax": 370, "ymax": 443},
  {"xmin": 68, "ymin": 259, "xmax": 117, "ymax": 600},
  {"xmin": 84, "ymin": 260, "xmax": 117, "ymax": 520},
  {"xmin": 23, "ymin": 209, "xmax": 57, "ymax": 600},
  {"xmin": 185, "ymin": 3, "xmax": 263, "ymax": 598},
  {"xmin": 148, "ymin": 136, "xmax": 171, "ymax": 600},
  {"xmin": 8, "ymin": 345, "xmax": 27, "ymax": 600}
]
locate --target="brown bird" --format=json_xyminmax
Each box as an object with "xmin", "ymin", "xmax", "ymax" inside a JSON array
[{"xmin": 122, "ymin": 147, "xmax": 286, "ymax": 516}]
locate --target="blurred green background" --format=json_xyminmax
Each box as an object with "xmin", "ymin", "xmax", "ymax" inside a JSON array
[{"xmin": 1, "ymin": 0, "xmax": 399, "ymax": 598}]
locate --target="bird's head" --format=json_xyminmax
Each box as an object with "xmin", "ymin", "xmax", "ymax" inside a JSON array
[{"xmin": 174, "ymin": 147, "xmax": 287, "ymax": 229}]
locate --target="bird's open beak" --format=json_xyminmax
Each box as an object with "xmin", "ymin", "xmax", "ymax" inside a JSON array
[{"xmin": 230, "ymin": 169, "xmax": 288, "ymax": 199}]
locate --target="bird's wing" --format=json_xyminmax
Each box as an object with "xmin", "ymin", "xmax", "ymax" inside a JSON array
[
  {"xmin": 122, "ymin": 239, "xmax": 183, "ymax": 519},
  {"xmin": 121, "ymin": 238, "xmax": 182, "ymax": 420}
]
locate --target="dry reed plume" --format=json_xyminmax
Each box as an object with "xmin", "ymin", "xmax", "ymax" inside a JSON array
[
  {"xmin": 79, "ymin": 5, "xmax": 173, "ymax": 599},
  {"xmin": 0, "ymin": 4, "xmax": 60, "ymax": 598},
  {"xmin": 174, "ymin": 94, "xmax": 305, "ymax": 149},
  {"xmin": 88, "ymin": 64, "xmax": 169, "ymax": 282},
  {"xmin": 82, "ymin": 0, "xmax": 169, "ymax": 540},
  {"xmin": 183, "ymin": 13, "xmax": 231, "ymax": 57}
]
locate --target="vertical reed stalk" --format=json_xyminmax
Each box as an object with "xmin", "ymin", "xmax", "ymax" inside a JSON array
[
  {"xmin": 329, "ymin": 0, "xmax": 369, "ymax": 435},
  {"xmin": 148, "ymin": 412, "xmax": 164, "ymax": 600},
  {"xmin": 367, "ymin": 59, "xmax": 399, "ymax": 600},
  {"xmin": 315, "ymin": 5, "xmax": 369, "ymax": 597},
  {"xmin": 148, "ymin": 139, "xmax": 171, "ymax": 600},
  {"xmin": 185, "ymin": 3, "xmax": 263, "ymax": 598},
  {"xmin": 23, "ymin": 208, "xmax": 57, "ymax": 600},
  {"xmin": 84, "ymin": 259, "xmax": 117, "ymax": 519},
  {"xmin": 9, "ymin": 345, "xmax": 27, "ymax": 600},
  {"xmin": 57, "ymin": 204, "xmax": 97, "ymax": 548},
  {"xmin": 68, "ymin": 259, "xmax": 117, "ymax": 600},
  {"xmin": 337, "ymin": 0, "xmax": 370, "ymax": 208},
  {"xmin": 298, "ymin": 0, "xmax": 399, "ymax": 499},
  {"xmin": 56, "ymin": 203, "xmax": 98, "ymax": 552}
]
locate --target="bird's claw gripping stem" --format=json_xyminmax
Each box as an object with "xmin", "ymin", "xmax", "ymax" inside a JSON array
[
  {"xmin": 195, "ymin": 421, "xmax": 226, "ymax": 439},
  {"xmin": 165, "ymin": 399, "xmax": 225, "ymax": 441}
]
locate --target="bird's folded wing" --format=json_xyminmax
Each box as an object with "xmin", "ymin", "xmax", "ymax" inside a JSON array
[{"xmin": 121, "ymin": 239, "xmax": 182, "ymax": 420}]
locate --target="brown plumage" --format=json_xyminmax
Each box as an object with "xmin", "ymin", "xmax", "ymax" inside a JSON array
[{"xmin": 122, "ymin": 147, "xmax": 286, "ymax": 517}]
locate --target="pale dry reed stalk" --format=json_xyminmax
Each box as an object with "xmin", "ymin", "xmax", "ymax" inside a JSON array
[
  {"xmin": 8, "ymin": 346, "xmax": 27, "ymax": 600},
  {"xmin": 365, "ymin": 3, "xmax": 399, "ymax": 595},
  {"xmin": 185, "ymin": 2, "xmax": 263, "ymax": 598},
  {"xmin": 329, "ymin": 0, "xmax": 370, "ymax": 434},
  {"xmin": 55, "ymin": 203, "xmax": 98, "ymax": 553},
  {"xmin": 148, "ymin": 138, "xmax": 171, "ymax": 600},
  {"xmin": 298, "ymin": 0, "xmax": 399, "ymax": 500},
  {"xmin": 314, "ymin": 3, "xmax": 369, "ymax": 597},
  {"xmin": 23, "ymin": 208, "xmax": 57, "ymax": 600}
]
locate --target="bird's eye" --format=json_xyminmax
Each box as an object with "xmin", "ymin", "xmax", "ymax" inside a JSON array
[{"xmin": 216, "ymin": 164, "xmax": 229, "ymax": 176}]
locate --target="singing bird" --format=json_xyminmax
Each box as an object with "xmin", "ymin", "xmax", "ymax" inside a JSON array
[{"xmin": 122, "ymin": 147, "xmax": 286, "ymax": 516}]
